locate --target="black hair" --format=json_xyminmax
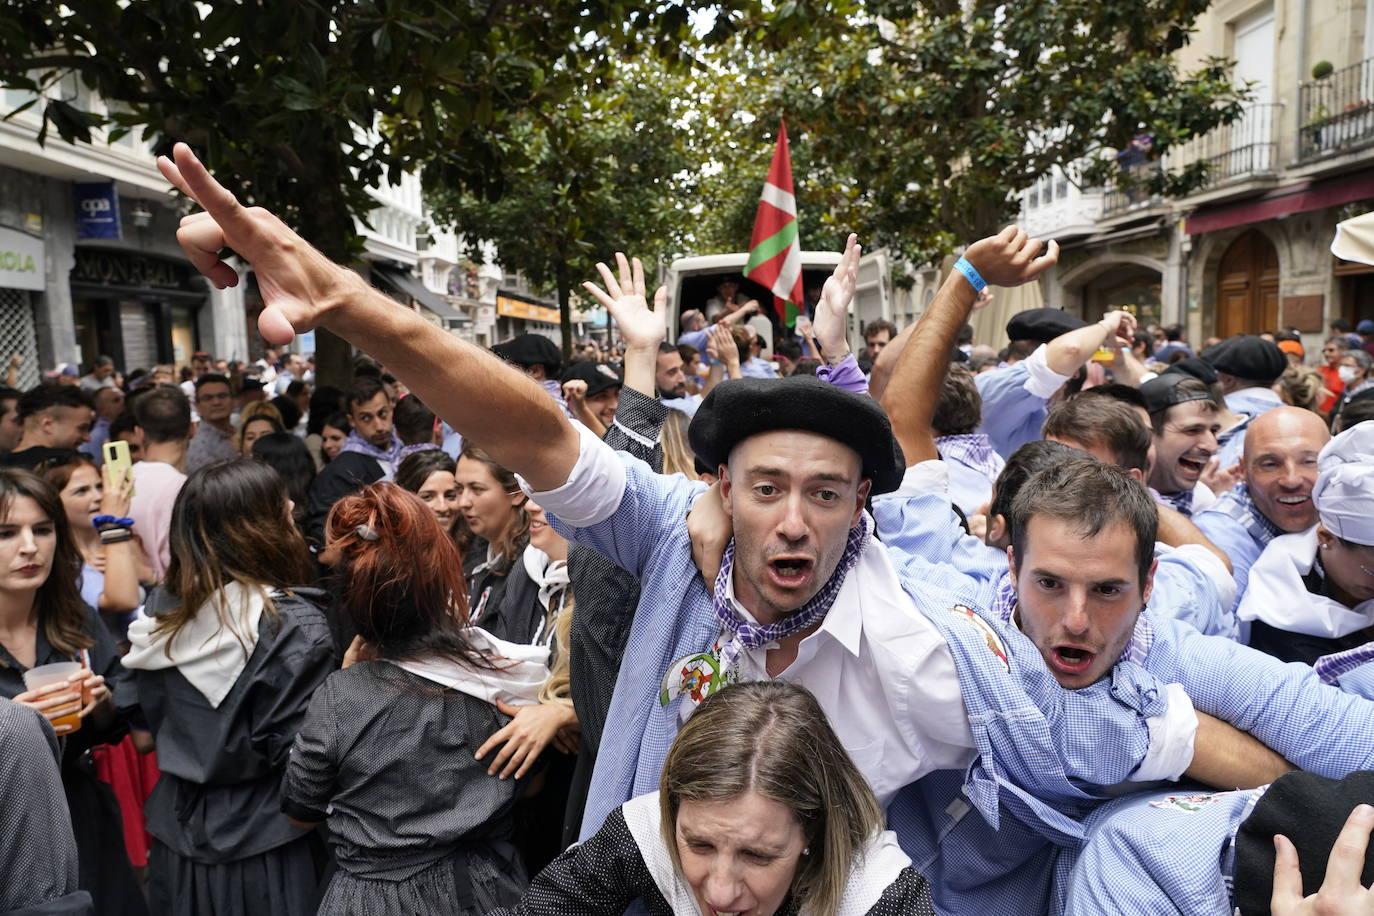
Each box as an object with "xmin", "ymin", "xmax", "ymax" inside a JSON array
[
  {"xmin": 393, "ymin": 395, "xmax": 436, "ymax": 446},
  {"xmin": 306, "ymin": 386, "xmax": 345, "ymax": 436},
  {"xmin": 345, "ymin": 375, "xmax": 389, "ymax": 411},
  {"xmin": 194, "ymin": 373, "xmax": 231, "ymax": 392},
  {"xmin": 269, "ymin": 394, "xmax": 302, "ymax": 431},
  {"xmin": 250, "ymin": 432, "xmax": 316, "ymax": 531},
  {"xmin": 16, "ymin": 385, "xmax": 92, "ymax": 422},
  {"xmin": 990, "ymin": 439, "xmax": 1089, "ymax": 526}
]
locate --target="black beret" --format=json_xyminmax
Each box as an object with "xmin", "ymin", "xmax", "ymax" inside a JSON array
[
  {"xmin": 561, "ymin": 360, "xmax": 622, "ymax": 399},
  {"xmin": 687, "ymin": 376, "xmax": 905, "ymax": 494},
  {"xmin": 1201, "ymin": 336, "xmax": 1287, "ymax": 384},
  {"xmin": 1005, "ymin": 308, "xmax": 1089, "ymax": 345},
  {"xmin": 1139, "ymin": 373, "xmax": 1214, "ymax": 416},
  {"xmin": 492, "ymin": 333, "xmax": 562, "ymax": 374},
  {"xmin": 1233, "ymin": 770, "xmax": 1374, "ymax": 915},
  {"xmin": 1159, "ymin": 357, "xmax": 1218, "ymax": 386}
]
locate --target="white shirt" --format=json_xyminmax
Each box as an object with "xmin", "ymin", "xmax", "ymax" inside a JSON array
[{"xmin": 710, "ymin": 532, "xmax": 977, "ymax": 806}]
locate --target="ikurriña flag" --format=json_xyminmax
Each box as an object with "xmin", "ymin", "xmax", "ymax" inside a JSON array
[{"xmin": 744, "ymin": 119, "xmax": 804, "ymax": 327}]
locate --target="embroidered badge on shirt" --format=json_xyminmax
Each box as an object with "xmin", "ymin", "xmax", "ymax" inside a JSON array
[
  {"xmin": 1149, "ymin": 793, "xmax": 1224, "ymax": 814},
  {"xmin": 659, "ymin": 637, "xmax": 737, "ymax": 708},
  {"xmin": 949, "ymin": 604, "xmax": 1010, "ymax": 672}
]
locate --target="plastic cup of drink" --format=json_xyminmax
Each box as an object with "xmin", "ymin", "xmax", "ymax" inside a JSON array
[{"xmin": 23, "ymin": 662, "xmax": 85, "ymax": 734}]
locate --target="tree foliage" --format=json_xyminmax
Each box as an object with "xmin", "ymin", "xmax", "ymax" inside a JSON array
[
  {"xmin": 0, "ymin": 0, "xmax": 776, "ymax": 378},
  {"xmin": 687, "ymin": 0, "xmax": 1249, "ymax": 267},
  {"xmin": 425, "ymin": 60, "xmax": 704, "ymax": 354}
]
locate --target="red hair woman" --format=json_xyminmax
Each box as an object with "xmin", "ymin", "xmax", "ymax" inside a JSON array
[{"xmin": 283, "ymin": 482, "xmax": 544, "ymax": 914}]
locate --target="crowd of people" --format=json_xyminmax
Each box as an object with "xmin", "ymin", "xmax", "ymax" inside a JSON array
[{"xmin": 4, "ymin": 141, "xmax": 1374, "ymax": 916}]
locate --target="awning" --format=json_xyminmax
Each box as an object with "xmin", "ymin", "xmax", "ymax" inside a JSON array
[
  {"xmin": 1185, "ymin": 169, "xmax": 1374, "ymax": 235},
  {"xmin": 373, "ymin": 265, "xmax": 471, "ymax": 327}
]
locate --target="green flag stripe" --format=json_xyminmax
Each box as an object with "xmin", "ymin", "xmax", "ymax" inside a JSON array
[{"xmin": 745, "ymin": 221, "xmax": 799, "ymax": 273}]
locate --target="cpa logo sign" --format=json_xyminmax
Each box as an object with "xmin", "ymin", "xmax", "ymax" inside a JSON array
[
  {"xmin": 80, "ymin": 197, "xmax": 112, "ymax": 217},
  {"xmin": 75, "ymin": 182, "xmax": 122, "ymax": 240}
]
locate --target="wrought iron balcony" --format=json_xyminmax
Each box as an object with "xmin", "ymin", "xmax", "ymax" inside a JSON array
[
  {"xmin": 1300, "ymin": 57, "xmax": 1374, "ymax": 160},
  {"xmin": 1102, "ymin": 102, "xmax": 1282, "ymax": 216}
]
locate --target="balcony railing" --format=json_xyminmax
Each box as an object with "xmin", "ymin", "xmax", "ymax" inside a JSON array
[
  {"xmin": 1299, "ymin": 57, "xmax": 1374, "ymax": 161},
  {"xmin": 1103, "ymin": 102, "xmax": 1281, "ymax": 216}
]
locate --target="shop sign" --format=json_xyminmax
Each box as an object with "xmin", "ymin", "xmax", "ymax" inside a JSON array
[
  {"xmin": 475, "ymin": 305, "xmax": 497, "ymax": 329},
  {"xmin": 72, "ymin": 249, "xmax": 195, "ymax": 291},
  {"xmin": 0, "ymin": 226, "xmax": 44, "ymax": 292},
  {"xmin": 496, "ymin": 294, "xmax": 560, "ymax": 324},
  {"xmin": 75, "ymin": 181, "xmax": 122, "ymax": 240}
]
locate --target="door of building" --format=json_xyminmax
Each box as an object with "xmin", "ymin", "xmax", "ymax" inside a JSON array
[{"xmin": 1216, "ymin": 229, "xmax": 1279, "ymax": 337}]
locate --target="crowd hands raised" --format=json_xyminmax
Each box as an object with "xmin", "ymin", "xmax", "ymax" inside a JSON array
[{"xmin": 5, "ymin": 140, "xmax": 1374, "ymax": 915}]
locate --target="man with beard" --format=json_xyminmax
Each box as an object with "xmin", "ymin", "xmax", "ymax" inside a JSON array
[
  {"xmin": 306, "ymin": 375, "xmax": 397, "ymax": 543},
  {"xmin": 1195, "ymin": 406, "xmax": 1330, "ymax": 609},
  {"xmin": 1141, "ymin": 374, "xmax": 1223, "ymax": 517}
]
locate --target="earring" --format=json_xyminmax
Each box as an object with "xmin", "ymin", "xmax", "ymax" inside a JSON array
[{"xmin": 802, "ymin": 847, "xmax": 810, "ymax": 856}]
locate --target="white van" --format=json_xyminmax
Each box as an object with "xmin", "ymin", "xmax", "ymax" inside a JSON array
[{"xmin": 665, "ymin": 249, "xmax": 895, "ymax": 352}]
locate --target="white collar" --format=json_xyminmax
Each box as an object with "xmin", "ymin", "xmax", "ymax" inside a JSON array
[
  {"xmin": 123, "ymin": 582, "xmax": 267, "ymax": 708},
  {"xmin": 1237, "ymin": 526, "xmax": 1374, "ymax": 637},
  {"xmin": 390, "ymin": 626, "xmax": 549, "ymax": 706},
  {"xmin": 721, "ymin": 535, "xmax": 872, "ymax": 659}
]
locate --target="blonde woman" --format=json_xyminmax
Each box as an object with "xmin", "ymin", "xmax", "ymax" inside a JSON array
[{"xmin": 491, "ymin": 681, "xmax": 933, "ymax": 915}]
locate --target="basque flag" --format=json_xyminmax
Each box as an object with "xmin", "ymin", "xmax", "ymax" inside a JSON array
[{"xmin": 744, "ymin": 120, "xmax": 804, "ymax": 327}]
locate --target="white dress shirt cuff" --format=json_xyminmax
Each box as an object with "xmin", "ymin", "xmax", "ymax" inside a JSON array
[
  {"xmin": 519, "ymin": 421, "xmax": 626, "ymax": 528},
  {"xmin": 890, "ymin": 459, "xmax": 949, "ymax": 499},
  {"xmin": 1132, "ymin": 682, "xmax": 1198, "ymax": 783},
  {"xmin": 1021, "ymin": 344, "xmax": 1074, "ymax": 399}
]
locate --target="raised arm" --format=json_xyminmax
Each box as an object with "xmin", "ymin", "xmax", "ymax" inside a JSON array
[
  {"xmin": 882, "ymin": 227, "xmax": 1060, "ymax": 464},
  {"xmin": 1045, "ymin": 310, "xmax": 1136, "ymax": 376},
  {"xmin": 158, "ymin": 143, "xmax": 579, "ymax": 491},
  {"xmin": 581, "ymin": 255, "xmax": 666, "ymax": 398}
]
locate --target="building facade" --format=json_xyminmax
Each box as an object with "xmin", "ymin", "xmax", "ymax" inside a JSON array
[{"xmin": 1021, "ymin": 0, "xmax": 1374, "ymax": 350}]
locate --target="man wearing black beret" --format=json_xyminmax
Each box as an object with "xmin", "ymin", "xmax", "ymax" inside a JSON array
[
  {"xmin": 974, "ymin": 306, "xmax": 1137, "ymax": 459},
  {"xmin": 1201, "ymin": 334, "xmax": 1288, "ymax": 469},
  {"xmin": 153, "ymin": 150, "xmax": 1061, "ymax": 854},
  {"xmin": 491, "ymin": 332, "xmax": 570, "ymax": 417}
]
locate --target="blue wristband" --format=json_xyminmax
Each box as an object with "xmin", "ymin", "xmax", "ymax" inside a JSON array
[
  {"xmin": 953, "ymin": 256, "xmax": 987, "ymax": 293},
  {"xmin": 92, "ymin": 515, "xmax": 134, "ymax": 530}
]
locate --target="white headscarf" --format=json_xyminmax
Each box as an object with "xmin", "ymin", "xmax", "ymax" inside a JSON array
[{"xmin": 1315, "ymin": 421, "xmax": 1374, "ymax": 546}]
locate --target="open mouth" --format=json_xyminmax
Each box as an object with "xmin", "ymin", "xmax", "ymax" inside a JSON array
[
  {"xmin": 1177, "ymin": 455, "xmax": 1207, "ymax": 479},
  {"xmin": 767, "ymin": 557, "xmax": 814, "ymax": 589},
  {"xmin": 1050, "ymin": 645, "xmax": 1096, "ymax": 676},
  {"xmin": 1276, "ymin": 495, "xmax": 1310, "ymax": 507}
]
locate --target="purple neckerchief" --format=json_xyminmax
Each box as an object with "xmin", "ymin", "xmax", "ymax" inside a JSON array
[
  {"xmin": 338, "ymin": 430, "xmax": 404, "ymax": 479},
  {"xmin": 1154, "ymin": 487, "xmax": 1195, "ymax": 519},
  {"xmin": 542, "ymin": 379, "xmax": 574, "ymax": 418},
  {"xmin": 815, "ymin": 353, "xmax": 868, "ymax": 395},
  {"xmin": 712, "ymin": 515, "xmax": 872, "ymax": 672},
  {"xmin": 936, "ymin": 433, "xmax": 1005, "ymax": 482},
  {"xmin": 397, "ymin": 442, "xmax": 442, "ymax": 463},
  {"xmin": 992, "ymin": 569, "xmax": 1152, "ymax": 666},
  {"xmin": 1314, "ymin": 642, "xmax": 1374, "ymax": 686}
]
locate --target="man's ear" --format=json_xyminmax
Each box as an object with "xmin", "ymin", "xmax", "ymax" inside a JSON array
[
  {"xmin": 987, "ymin": 513, "xmax": 1009, "ymax": 548},
  {"xmin": 718, "ymin": 464, "xmax": 733, "ymax": 517},
  {"xmin": 1129, "ymin": 467, "xmax": 1145, "ymax": 483},
  {"xmin": 852, "ymin": 477, "xmax": 873, "ymax": 527},
  {"xmin": 1006, "ymin": 543, "xmax": 1018, "ymax": 580},
  {"xmin": 1141, "ymin": 557, "xmax": 1160, "ymax": 606}
]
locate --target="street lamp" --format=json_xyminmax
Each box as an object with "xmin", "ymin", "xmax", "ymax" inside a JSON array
[{"xmin": 130, "ymin": 201, "xmax": 153, "ymax": 228}]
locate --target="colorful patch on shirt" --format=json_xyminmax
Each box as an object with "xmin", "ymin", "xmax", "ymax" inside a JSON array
[
  {"xmin": 1149, "ymin": 793, "xmax": 1225, "ymax": 814},
  {"xmin": 949, "ymin": 604, "xmax": 1010, "ymax": 672},
  {"xmin": 659, "ymin": 637, "xmax": 736, "ymax": 708}
]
